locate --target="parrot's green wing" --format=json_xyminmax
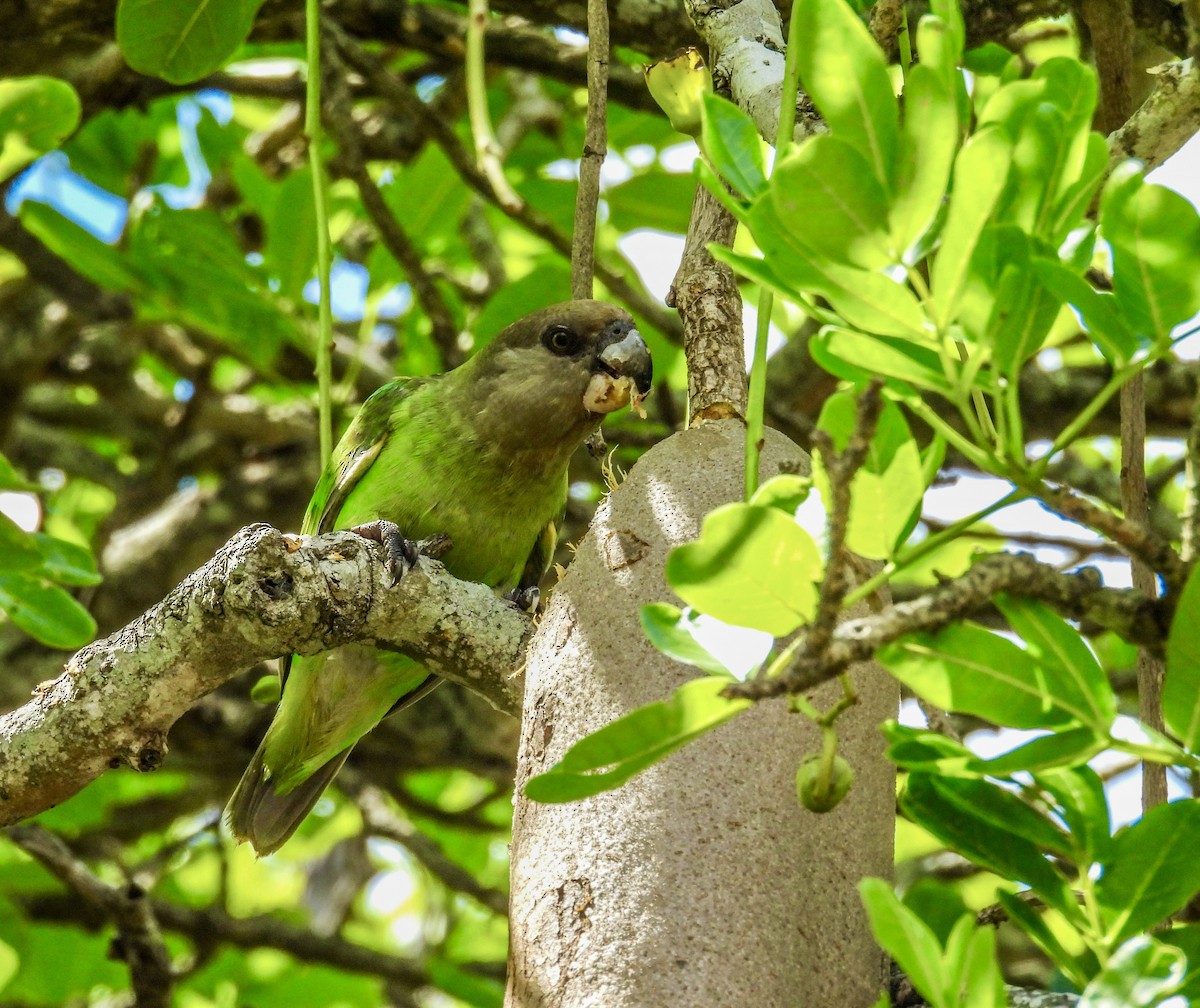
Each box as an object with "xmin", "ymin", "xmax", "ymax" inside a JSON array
[
  {"xmin": 229, "ymin": 377, "xmax": 440, "ymax": 854},
  {"xmin": 304, "ymin": 376, "xmax": 435, "ymax": 536}
]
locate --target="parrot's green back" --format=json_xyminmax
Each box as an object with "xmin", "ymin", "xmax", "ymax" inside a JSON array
[{"xmin": 227, "ymin": 300, "xmax": 652, "ymax": 855}]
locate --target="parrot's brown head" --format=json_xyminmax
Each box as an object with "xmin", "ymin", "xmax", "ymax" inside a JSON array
[{"xmin": 468, "ymin": 300, "xmax": 653, "ymax": 447}]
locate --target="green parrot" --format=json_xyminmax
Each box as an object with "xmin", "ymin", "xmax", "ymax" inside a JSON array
[{"xmin": 227, "ymin": 300, "xmax": 652, "ymax": 855}]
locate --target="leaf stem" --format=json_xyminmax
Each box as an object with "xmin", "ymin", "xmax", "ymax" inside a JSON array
[
  {"xmin": 305, "ymin": 0, "xmax": 333, "ymax": 467},
  {"xmin": 843, "ymin": 486, "xmax": 1026, "ymax": 606},
  {"xmin": 904, "ymin": 396, "xmax": 998, "ymax": 473},
  {"xmin": 465, "ymin": 0, "xmax": 523, "ymax": 211},
  {"xmin": 745, "ymin": 0, "xmax": 805, "ymax": 499},
  {"xmin": 1031, "ymin": 355, "xmax": 1152, "ymax": 475},
  {"xmin": 745, "ymin": 291, "xmax": 772, "ymax": 500}
]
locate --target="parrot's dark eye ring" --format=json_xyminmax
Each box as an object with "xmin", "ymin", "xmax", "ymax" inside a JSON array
[{"xmin": 543, "ymin": 325, "xmax": 581, "ymax": 356}]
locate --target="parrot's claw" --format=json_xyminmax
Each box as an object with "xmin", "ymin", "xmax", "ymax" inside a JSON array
[
  {"xmin": 504, "ymin": 586, "xmax": 540, "ymax": 613},
  {"xmin": 350, "ymin": 520, "xmax": 420, "ymax": 586}
]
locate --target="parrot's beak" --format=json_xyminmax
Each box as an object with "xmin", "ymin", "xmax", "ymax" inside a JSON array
[
  {"xmin": 584, "ymin": 323, "xmax": 653, "ymax": 416},
  {"xmin": 596, "ymin": 323, "xmax": 653, "ymax": 394}
]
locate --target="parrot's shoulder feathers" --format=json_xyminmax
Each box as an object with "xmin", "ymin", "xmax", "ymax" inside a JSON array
[{"xmin": 304, "ymin": 375, "xmax": 439, "ymax": 534}]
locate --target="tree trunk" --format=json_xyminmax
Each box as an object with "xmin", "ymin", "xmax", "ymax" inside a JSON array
[{"xmin": 506, "ymin": 421, "xmax": 897, "ymax": 1007}]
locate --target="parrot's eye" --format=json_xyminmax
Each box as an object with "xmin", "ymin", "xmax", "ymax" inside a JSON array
[{"xmin": 543, "ymin": 325, "xmax": 581, "ymax": 356}]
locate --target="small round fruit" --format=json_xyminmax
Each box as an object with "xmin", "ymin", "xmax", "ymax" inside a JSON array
[{"xmin": 795, "ymin": 754, "xmax": 855, "ymax": 812}]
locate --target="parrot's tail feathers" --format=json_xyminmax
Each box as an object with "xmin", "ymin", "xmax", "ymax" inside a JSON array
[{"xmin": 226, "ymin": 748, "xmax": 351, "ymax": 857}]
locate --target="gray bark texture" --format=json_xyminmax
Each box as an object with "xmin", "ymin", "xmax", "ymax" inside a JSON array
[{"xmin": 505, "ymin": 421, "xmax": 898, "ymax": 1007}]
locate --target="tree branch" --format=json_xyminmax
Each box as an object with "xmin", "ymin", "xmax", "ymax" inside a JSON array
[
  {"xmin": 0, "ymin": 524, "xmax": 530, "ymax": 827},
  {"xmin": 570, "ymin": 0, "xmax": 610, "ymax": 300},
  {"xmin": 667, "ymin": 183, "xmax": 747, "ymax": 423},
  {"xmin": 725, "ymin": 552, "xmax": 1167, "ymax": 701},
  {"xmin": 1107, "ymin": 57, "xmax": 1200, "ymax": 173},
  {"xmin": 351, "ymin": 781, "xmax": 509, "ymax": 916},
  {"xmin": 8, "ymin": 825, "xmax": 175, "ymax": 1008}
]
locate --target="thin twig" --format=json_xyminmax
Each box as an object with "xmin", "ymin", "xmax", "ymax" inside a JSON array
[
  {"xmin": 335, "ymin": 34, "xmax": 680, "ymax": 338},
  {"xmin": 351, "ymin": 782, "xmax": 509, "ymax": 916},
  {"xmin": 8, "ymin": 825, "xmax": 175, "ymax": 1008},
  {"xmin": 320, "ymin": 57, "xmax": 462, "ymax": 365},
  {"xmin": 570, "ymin": 0, "xmax": 610, "ymax": 299},
  {"xmin": 1122, "ymin": 378, "xmax": 1168, "ymax": 810},
  {"xmin": 465, "ymin": 0, "xmax": 523, "ymax": 211},
  {"xmin": 1183, "ymin": 388, "xmax": 1200, "ymax": 564},
  {"xmin": 807, "ymin": 380, "xmax": 885, "ymax": 654},
  {"xmin": 1034, "ymin": 481, "xmax": 1186, "ymax": 590},
  {"xmin": 724, "ymin": 552, "xmax": 1167, "ymax": 702},
  {"xmin": 332, "ymin": 129, "xmax": 463, "ymax": 366}
]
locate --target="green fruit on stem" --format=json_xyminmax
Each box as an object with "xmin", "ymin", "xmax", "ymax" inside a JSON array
[{"xmin": 795, "ymin": 753, "xmax": 854, "ymax": 812}]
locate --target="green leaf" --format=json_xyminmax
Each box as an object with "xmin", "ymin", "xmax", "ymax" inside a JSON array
[
  {"xmin": 264, "ymin": 168, "xmax": 317, "ymax": 301},
  {"xmin": 700, "ymin": 93, "xmax": 766, "ymax": 200},
  {"xmin": 1165, "ymin": 561, "xmax": 1200, "ymax": 752},
  {"xmin": 0, "ymin": 936, "xmax": 17, "ymax": 993},
  {"xmin": 33, "ymin": 534, "xmax": 102, "ymax": 588},
  {"xmin": 0, "ymin": 76, "xmax": 81, "ymax": 181},
  {"xmin": 814, "ymin": 395, "xmax": 925, "ymax": 559},
  {"xmin": 1102, "ymin": 163, "xmax": 1200, "ymax": 344},
  {"xmin": 982, "ymin": 727, "xmax": 1106, "ymax": 776},
  {"xmin": 809, "ymin": 327, "xmax": 953, "ymax": 395},
  {"xmin": 996, "ymin": 95, "xmax": 1069, "ymax": 232},
  {"xmin": 995, "ymin": 595, "xmax": 1116, "ymax": 731},
  {"xmin": 129, "ymin": 204, "xmax": 293, "ymax": 363},
  {"xmin": 1035, "ymin": 765, "xmax": 1112, "ymax": 866},
  {"xmin": 891, "ymin": 62, "xmax": 959, "ymax": 260},
  {"xmin": 0, "ymin": 512, "xmax": 42, "ymax": 572},
  {"xmin": 640, "ymin": 603, "xmax": 733, "ymax": 677},
  {"xmin": 1079, "ymin": 936, "xmax": 1186, "ymax": 1008},
  {"xmin": 117, "ymin": 0, "xmax": 266, "ymax": 85},
  {"xmin": 768, "ymin": 135, "xmax": 894, "ymax": 268},
  {"xmin": 997, "ymin": 891, "xmax": 1087, "ymax": 986},
  {"xmin": 927, "ymin": 0, "xmax": 965, "ymax": 62},
  {"xmin": 748, "ymin": 473, "xmax": 812, "ymax": 513},
  {"xmin": 0, "ymin": 453, "xmax": 38, "ymax": 492},
  {"xmin": 695, "ymin": 157, "xmax": 752, "ymax": 224},
  {"xmin": 930, "ymin": 126, "xmax": 1012, "ymax": 330},
  {"xmin": 1036, "ymin": 58, "xmax": 1099, "ymax": 134},
  {"xmin": 1050, "ymin": 131, "xmax": 1109, "ymax": 241},
  {"xmin": 915, "ymin": 773, "xmax": 1071, "ymax": 859},
  {"xmin": 19, "ymin": 202, "xmax": 145, "ymax": 295},
  {"xmin": 606, "ymin": 171, "xmax": 696, "ymax": 234},
  {"xmin": 1031, "ymin": 257, "xmax": 1137, "ymax": 363},
  {"xmin": 0, "ymin": 573, "xmax": 95, "ymax": 649},
  {"xmin": 796, "ymin": 0, "xmax": 899, "ymax": 189},
  {"xmin": 523, "ymin": 677, "xmax": 749, "ymax": 803},
  {"xmin": 1160, "ymin": 925, "xmax": 1200, "ymax": 1001},
  {"xmin": 901, "ymin": 773, "xmax": 1078, "ymax": 919},
  {"xmin": 882, "ymin": 722, "xmax": 984, "ymax": 775},
  {"xmin": 964, "ymin": 44, "xmax": 1016, "ymax": 76},
  {"xmin": 744, "ymin": 202, "xmax": 928, "ymax": 338},
  {"xmin": 986, "ymin": 258, "xmax": 1063, "ymax": 377},
  {"xmin": 1095, "ymin": 800, "xmax": 1200, "ymax": 945},
  {"xmin": 427, "ymin": 957, "xmax": 505, "ymax": 1007},
  {"xmin": 879, "ymin": 622, "xmax": 1081, "ymax": 730},
  {"xmin": 945, "ymin": 916, "xmax": 1006, "ymax": 1008},
  {"xmin": 666, "ymin": 502, "xmax": 822, "ymax": 636},
  {"xmin": 1109, "ymin": 717, "xmax": 1193, "ymax": 768},
  {"xmin": 385, "ymin": 144, "xmax": 476, "ymax": 245},
  {"xmin": 859, "ymin": 878, "xmax": 948, "ymax": 1008}
]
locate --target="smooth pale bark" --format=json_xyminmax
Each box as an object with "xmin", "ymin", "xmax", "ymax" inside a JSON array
[{"xmin": 506, "ymin": 421, "xmax": 897, "ymax": 1007}]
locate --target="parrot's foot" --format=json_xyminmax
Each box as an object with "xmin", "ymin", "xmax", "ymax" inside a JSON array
[
  {"xmin": 504, "ymin": 586, "xmax": 540, "ymax": 613},
  {"xmin": 350, "ymin": 520, "xmax": 420, "ymax": 585}
]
